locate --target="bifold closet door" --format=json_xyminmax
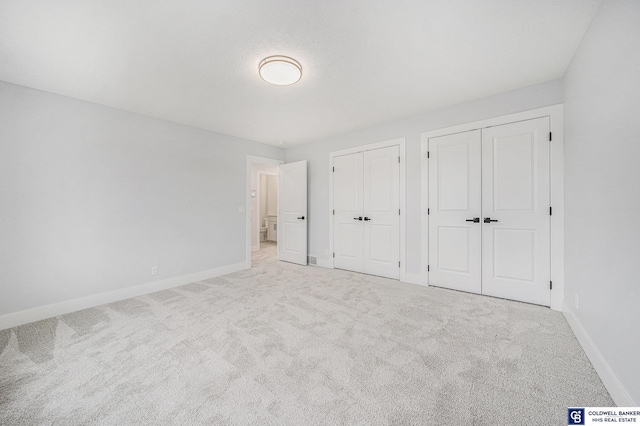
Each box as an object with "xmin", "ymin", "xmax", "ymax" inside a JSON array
[
  {"xmin": 428, "ymin": 130, "xmax": 482, "ymax": 294},
  {"xmin": 481, "ymin": 117, "xmax": 551, "ymax": 306},
  {"xmin": 333, "ymin": 145, "xmax": 400, "ymax": 279}
]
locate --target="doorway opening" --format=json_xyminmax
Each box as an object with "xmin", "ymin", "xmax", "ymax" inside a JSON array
[
  {"xmin": 246, "ymin": 156, "xmax": 284, "ymax": 268},
  {"xmin": 255, "ymin": 171, "xmax": 278, "ymax": 256}
]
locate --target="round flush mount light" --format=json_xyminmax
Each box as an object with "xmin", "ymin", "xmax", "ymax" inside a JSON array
[{"xmin": 259, "ymin": 56, "xmax": 302, "ymax": 86}]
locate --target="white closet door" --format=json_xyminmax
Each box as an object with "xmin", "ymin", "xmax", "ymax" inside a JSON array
[
  {"xmin": 333, "ymin": 152, "xmax": 364, "ymax": 273},
  {"xmin": 363, "ymin": 146, "xmax": 400, "ymax": 279},
  {"xmin": 278, "ymin": 161, "xmax": 307, "ymax": 265},
  {"xmin": 428, "ymin": 130, "xmax": 482, "ymax": 293},
  {"xmin": 481, "ymin": 117, "xmax": 551, "ymax": 306}
]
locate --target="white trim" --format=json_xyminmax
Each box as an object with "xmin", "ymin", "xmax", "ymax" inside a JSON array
[
  {"xmin": 549, "ymin": 107, "xmax": 565, "ymax": 313},
  {"xmin": 420, "ymin": 104, "xmax": 565, "ymax": 311},
  {"xmin": 420, "ymin": 132, "xmax": 430, "ymax": 285},
  {"xmin": 328, "ymin": 137, "xmax": 407, "ymax": 282},
  {"xmin": 246, "ymin": 155, "xmax": 284, "ymax": 268},
  {"xmin": 563, "ymin": 304, "xmax": 636, "ymax": 406},
  {"xmin": 421, "ymin": 105, "xmax": 563, "ymax": 140},
  {"xmin": 0, "ymin": 262, "xmax": 247, "ymax": 331},
  {"xmin": 329, "ymin": 137, "xmax": 405, "ymax": 158}
]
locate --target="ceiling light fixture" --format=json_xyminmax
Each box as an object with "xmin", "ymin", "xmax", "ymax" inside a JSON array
[{"xmin": 259, "ymin": 56, "xmax": 302, "ymax": 86}]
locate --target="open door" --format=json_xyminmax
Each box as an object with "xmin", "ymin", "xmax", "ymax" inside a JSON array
[{"xmin": 278, "ymin": 161, "xmax": 307, "ymax": 265}]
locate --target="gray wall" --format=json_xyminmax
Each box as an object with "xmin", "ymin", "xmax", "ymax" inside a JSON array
[
  {"xmin": 285, "ymin": 79, "xmax": 564, "ymax": 274},
  {"xmin": 1, "ymin": 1, "xmax": 638, "ymax": 402},
  {"xmin": 563, "ymin": 0, "xmax": 640, "ymax": 404},
  {"xmin": 0, "ymin": 81, "xmax": 284, "ymax": 316}
]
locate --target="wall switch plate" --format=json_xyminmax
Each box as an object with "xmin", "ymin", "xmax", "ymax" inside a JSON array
[
  {"xmin": 324, "ymin": 249, "xmax": 329, "ymax": 256},
  {"xmin": 151, "ymin": 266, "xmax": 158, "ymax": 276}
]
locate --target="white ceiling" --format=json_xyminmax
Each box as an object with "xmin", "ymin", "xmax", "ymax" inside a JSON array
[{"xmin": 0, "ymin": 0, "xmax": 601, "ymax": 146}]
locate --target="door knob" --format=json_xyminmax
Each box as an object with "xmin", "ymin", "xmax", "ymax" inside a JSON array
[
  {"xmin": 465, "ymin": 218, "xmax": 480, "ymax": 223},
  {"xmin": 483, "ymin": 217, "xmax": 498, "ymax": 223},
  {"xmin": 297, "ymin": 216, "xmax": 305, "ymax": 220},
  {"xmin": 364, "ymin": 217, "xmax": 371, "ymax": 221},
  {"xmin": 353, "ymin": 217, "xmax": 363, "ymax": 221}
]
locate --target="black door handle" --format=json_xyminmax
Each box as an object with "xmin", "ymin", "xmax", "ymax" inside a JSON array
[
  {"xmin": 466, "ymin": 218, "xmax": 480, "ymax": 223},
  {"xmin": 364, "ymin": 217, "xmax": 371, "ymax": 221},
  {"xmin": 353, "ymin": 217, "xmax": 363, "ymax": 221},
  {"xmin": 297, "ymin": 216, "xmax": 305, "ymax": 220},
  {"xmin": 483, "ymin": 217, "xmax": 498, "ymax": 223}
]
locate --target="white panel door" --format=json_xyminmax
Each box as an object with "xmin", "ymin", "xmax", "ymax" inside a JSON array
[
  {"xmin": 333, "ymin": 152, "xmax": 364, "ymax": 273},
  {"xmin": 278, "ymin": 161, "xmax": 307, "ymax": 265},
  {"xmin": 428, "ymin": 130, "xmax": 482, "ymax": 293},
  {"xmin": 481, "ymin": 117, "xmax": 550, "ymax": 305},
  {"xmin": 363, "ymin": 146, "xmax": 400, "ymax": 279}
]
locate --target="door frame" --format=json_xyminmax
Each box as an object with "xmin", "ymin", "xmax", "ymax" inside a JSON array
[
  {"xmin": 246, "ymin": 155, "xmax": 284, "ymax": 269},
  {"xmin": 329, "ymin": 137, "xmax": 407, "ymax": 282},
  {"xmin": 420, "ymin": 104, "xmax": 564, "ymax": 311}
]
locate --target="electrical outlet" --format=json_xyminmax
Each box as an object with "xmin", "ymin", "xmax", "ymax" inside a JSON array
[
  {"xmin": 151, "ymin": 266, "xmax": 158, "ymax": 276},
  {"xmin": 575, "ymin": 294, "xmax": 579, "ymax": 310}
]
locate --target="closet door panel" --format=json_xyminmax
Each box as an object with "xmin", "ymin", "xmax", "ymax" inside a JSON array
[
  {"xmin": 363, "ymin": 146, "xmax": 400, "ymax": 279},
  {"xmin": 428, "ymin": 130, "xmax": 482, "ymax": 294},
  {"xmin": 481, "ymin": 117, "xmax": 551, "ymax": 306},
  {"xmin": 333, "ymin": 152, "xmax": 364, "ymax": 273}
]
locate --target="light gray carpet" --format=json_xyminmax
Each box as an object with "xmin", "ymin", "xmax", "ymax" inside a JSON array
[{"xmin": 0, "ymin": 243, "xmax": 612, "ymax": 425}]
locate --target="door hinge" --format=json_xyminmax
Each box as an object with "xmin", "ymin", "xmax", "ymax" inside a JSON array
[
  {"xmin": 332, "ymin": 166, "xmax": 335, "ymax": 172},
  {"xmin": 427, "ymin": 151, "xmax": 430, "ymax": 159},
  {"xmin": 550, "ymin": 206, "xmax": 552, "ymax": 216},
  {"xmin": 332, "ymin": 209, "xmax": 335, "ymax": 215},
  {"xmin": 427, "ymin": 265, "xmax": 430, "ymax": 272},
  {"xmin": 399, "ymin": 209, "xmax": 401, "ymax": 215},
  {"xmin": 549, "ymin": 132, "xmax": 552, "ymax": 142},
  {"xmin": 398, "ymin": 156, "xmax": 400, "ymax": 163},
  {"xmin": 550, "ymin": 281, "xmax": 553, "ymax": 290},
  {"xmin": 398, "ymin": 261, "xmax": 400, "ymax": 268},
  {"xmin": 333, "ymin": 252, "xmax": 335, "ymax": 258},
  {"xmin": 427, "ymin": 208, "xmax": 430, "ymax": 215}
]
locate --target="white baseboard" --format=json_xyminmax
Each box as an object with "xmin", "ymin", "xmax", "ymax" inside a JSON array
[
  {"xmin": 402, "ymin": 272, "xmax": 427, "ymax": 287},
  {"xmin": 0, "ymin": 262, "xmax": 248, "ymax": 331},
  {"xmin": 563, "ymin": 303, "xmax": 635, "ymax": 406}
]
